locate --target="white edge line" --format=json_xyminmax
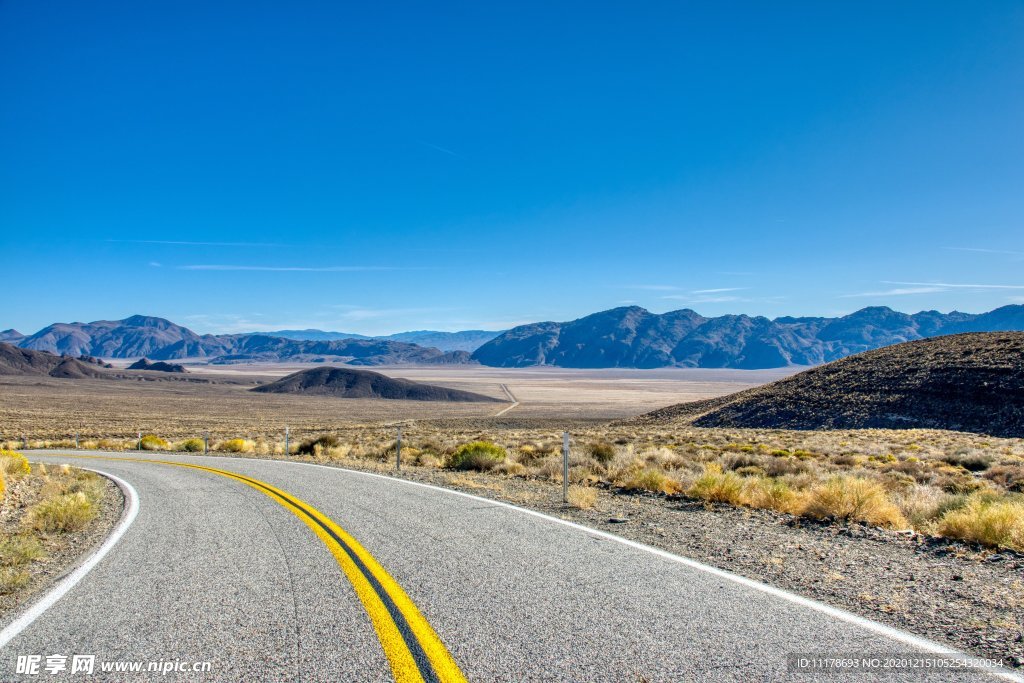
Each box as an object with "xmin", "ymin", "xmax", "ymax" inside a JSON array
[
  {"xmin": 25, "ymin": 451, "xmax": 1024, "ymax": 681},
  {"xmin": 0, "ymin": 467, "xmax": 140, "ymax": 651},
  {"xmin": 285, "ymin": 458, "xmax": 1023, "ymax": 682}
]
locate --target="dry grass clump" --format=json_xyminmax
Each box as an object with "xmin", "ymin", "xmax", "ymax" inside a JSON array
[
  {"xmin": 0, "ymin": 536, "xmax": 44, "ymax": 567},
  {"xmin": 688, "ymin": 464, "xmax": 745, "ymax": 504},
  {"xmin": 217, "ymin": 438, "xmax": 254, "ymax": 453},
  {"xmin": 567, "ymin": 485, "xmax": 598, "ymax": 509},
  {"xmin": 938, "ymin": 496, "xmax": 1024, "ymax": 551},
  {"xmin": 616, "ymin": 466, "xmax": 683, "ymax": 494},
  {"xmin": 0, "ymin": 568, "xmax": 30, "ymax": 595},
  {"xmin": 26, "ymin": 492, "xmax": 97, "ymax": 533},
  {"xmin": 804, "ymin": 476, "xmax": 908, "ymax": 528},
  {"xmin": 139, "ymin": 434, "xmax": 169, "ymax": 451}
]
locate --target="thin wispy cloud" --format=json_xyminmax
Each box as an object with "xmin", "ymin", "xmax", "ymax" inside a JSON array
[
  {"xmin": 884, "ymin": 280, "xmax": 1024, "ymax": 290},
  {"xmin": 692, "ymin": 287, "xmax": 746, "ymax": 294},
  {"xmin": 178, "ymin": 265, "xmax": 397, "ymax": 272},
  {"xmin": 840, "ymin": 286, "xmax": 948, "ymax": 298},
  {"xmin": 148, "ymin": 261, "xmax": 162, "ymax": 268},
  {"xmin": 944, "ymin": 247, "xmax": 1024, "ymax": 257},
  {"xmin": 108, "ymin": 239, "xmax": 284, "ymax": 247},
  {"xmin": 417, "ymin": 141, "xmax": 464, "ymax": 159}
]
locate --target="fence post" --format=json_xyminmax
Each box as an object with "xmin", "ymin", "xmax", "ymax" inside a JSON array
[
  {"xmin": 23, "ymin": 434, "xmax": 27, "ymax": 450},
  {"xmin": 396, "ymin": 426, "xmax": 402, "ymax": 471},
  {"xmin": 562, "ymin": 431, "xmax": 570, "ymax": 504},
  {"xmin": 285, "ymin": 426, "xmax": 290, "ymax": 456}
]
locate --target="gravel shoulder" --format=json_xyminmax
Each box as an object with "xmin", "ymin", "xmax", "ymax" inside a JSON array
[
  {"xmin": 0, "ymin": 470, "xmax": 124, "ymax": 622},
  {"xmin": 315, "ymin": 457, "xmax": 1024, "ymax": 670}
]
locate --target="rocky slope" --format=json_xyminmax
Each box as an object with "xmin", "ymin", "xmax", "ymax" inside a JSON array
[
  {"xmin": 633, "ymin": 332, "xmax": 1024, "ymax": 437},
  {"xmin": 0, "ymin": 343, "xmax": 110, "ymax": 379}
]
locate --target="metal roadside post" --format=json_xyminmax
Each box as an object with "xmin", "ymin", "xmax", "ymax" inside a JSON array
[
  {"xmin": 284, "ymin": 426, "xmax": 290, "ymax": 456},
  {"xmin": 137, "ymin": 431, "xmax": 142, "ymax": 451},
  {"xmin": 75, "ymin": 433, "xmax": 79, "ymax": 449},
  {"xmin": 203, "ymin": 431, "xmax": 209, "ymax": 454},
  {"xmin": 396, "ymin": 426, "xmax": 402, "ymax": 471},
  {"xmin": 563, "ymin": 431, "xmax": 570, "ymax": 504}
]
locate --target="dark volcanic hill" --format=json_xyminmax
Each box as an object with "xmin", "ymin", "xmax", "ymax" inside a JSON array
[
  {"xmin": 632, "ymin": 332, "xmax": 1024, "ymax": 437},
  {"xmin": 472, "ymin": 304, "xmax": 1024, "ymax": 369},
  {"xmin": 0, "ymin": 343, "xmax": 110, "ymax": 379},
  {"xmin": 127, "ymin": 358, "xmax": 187, "ymax": 373},
  {"xmin": 251, "ymin": 367, "xmax": 501, "ymax": 402}
]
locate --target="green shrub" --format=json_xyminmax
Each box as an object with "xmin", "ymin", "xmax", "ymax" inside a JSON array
[
  {"xmin": 139, "ymin": 435, "xmax": 169, "ymax": 451},
  {"xmin": 449, "ymin": 441, "xmax": 507, "ymax": 471},
  {"xmin": 296, "ymin": 434, "xmax": 341, "ymax": 456},
  {"xmin": 588, "ymin": 441, "xmax": 616, "ymax": 465},
  {"xmin": 179, "ymin": 438, "xmax": 205, "ymax": 453}
]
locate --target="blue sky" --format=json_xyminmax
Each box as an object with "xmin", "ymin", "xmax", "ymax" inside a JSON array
[{"xmin": 2, "ymin": 1, "xmax": 1023, "ymax": 335}]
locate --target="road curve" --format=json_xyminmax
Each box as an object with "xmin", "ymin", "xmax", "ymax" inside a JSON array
[{"xmin": 0, "ymin": 451, "xmax": 1014, "ymax": 682}]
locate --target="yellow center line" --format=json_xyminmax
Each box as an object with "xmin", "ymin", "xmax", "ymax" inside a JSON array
[{"xmin": 45, "ymin": 453, "xmax": 468, "ymax": 683}]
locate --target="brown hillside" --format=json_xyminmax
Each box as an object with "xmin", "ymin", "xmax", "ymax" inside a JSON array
[
  {"xmin": 251, "ymin": 367, "xmax": 501, "ymax": 402},
  {"xmin": 633, "ymin": 333, "xmax": 1024, "ymax": 437},
  {"xmin": 0, "ymin": 343, "xmax": 109, "ymax": 379}
]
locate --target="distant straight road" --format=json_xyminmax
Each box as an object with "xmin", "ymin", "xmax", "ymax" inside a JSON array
[{"xmin": 0, "ymin": 451, "xmax": 1015, "ymax": 682}]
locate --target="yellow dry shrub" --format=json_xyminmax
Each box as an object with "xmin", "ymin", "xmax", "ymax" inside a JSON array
[
  {"xmin": 567, "ymin": 485, "xmax": 598, "ymax": 509},
  {"xmin": 26, "ymin": 492, "xmax": 97, "ymax": 533},
  {"xmin": 938, "ymin": 497, "xmax": 1024, "ymax": 551},
  {"xmin": 688, "ymin": 464, "xmax": 744, "ymax": 505},
  {"xmin": 217, "ymin": 439, "xmax": 254, "ymax": 453},
  {"xmin": 804, "ymin": 476, "xmax": 908, "ymax": 528}
]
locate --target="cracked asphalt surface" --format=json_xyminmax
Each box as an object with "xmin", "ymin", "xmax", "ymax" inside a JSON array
[{"xmin": 0, "ymin": 451, "xmax": 1013, "ymax": 682}]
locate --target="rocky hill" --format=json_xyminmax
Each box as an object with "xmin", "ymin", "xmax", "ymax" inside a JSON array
[
  {"xmin": 251, "ymin": 367, "xmax": 501, "ymax": 402},
  {"xmin": 472, "ymin": 304, "xmax": 1024, "ymax": 369},
  {"xmin": 0, "ymin": 329, "xmax": 24, "ymax": 343},
  {"xmin": 127, "ymin": 358, "xmax": 187, "ymax": 373},
  {"xmin": 632, "ymin": 332, "xmax": 1024, "ymax": 437},
  {"xmin": 0, "ymin": 343, "xmax": 110, "ymax": 379}
]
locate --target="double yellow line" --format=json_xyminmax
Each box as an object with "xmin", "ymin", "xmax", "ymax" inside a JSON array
[{"xmin": 54, "ymin": 454, "xmax": 467, "ymax": 683}]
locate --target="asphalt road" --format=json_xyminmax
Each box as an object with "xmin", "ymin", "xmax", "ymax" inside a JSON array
[{"xmin": 0, "ymin": 451, "xmax": 1016, "ymax": 682}]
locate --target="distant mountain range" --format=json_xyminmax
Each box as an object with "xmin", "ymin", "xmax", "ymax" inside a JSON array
[
  {"xmin": 8, "ymin": 305, "xmax": 1024, "ymax": 369},
  {"xmin": 471, "ymin": 304, "xmax": 1024, "ymax": 369},
  {"xmin": 12, "ymin": 315, "xmax": 469, "ymax": 365},
  {"xmin": 267, "ymin": 328, "xmax": 501, "ymax": 352}
]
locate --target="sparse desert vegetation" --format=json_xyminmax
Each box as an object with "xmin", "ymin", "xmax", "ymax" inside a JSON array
[
  {"xmin": 0, "ymin": 450, "xmax": 115, "ymax": 604},
  {"xmin": 10, "ymin": 423, "xmax": 1024, "ymax": 552}
]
